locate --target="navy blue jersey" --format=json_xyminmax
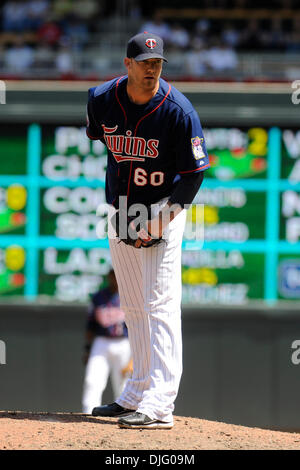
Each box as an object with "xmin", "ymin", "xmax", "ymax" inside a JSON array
[
  {"xmin": 87, "ymin": 287, "xmax": 128, "ymax": 338},
  {"xmin": 86, "ymin": 76, "xmax": 210, "ymax": 207}
]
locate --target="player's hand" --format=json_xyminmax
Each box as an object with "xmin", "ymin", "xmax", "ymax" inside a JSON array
[
  {"xmin": 134, "ymin": 220, "xmax": 162, "ymax": 248},
  {"xmin": 112, "ymin": 210, "xmax": 163, "ymax": 249},
  {"xmin": 147, "ymin": 219, "xmax": 163, "ymax": 239}
]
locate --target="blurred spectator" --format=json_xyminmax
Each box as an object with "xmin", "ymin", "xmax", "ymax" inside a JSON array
[
  {"xmin": 239, "ymin": 19, "xmax": 264, "ymax": 51},
  {"xmin": 127, "ymin": 0, "xmax": 142, "ymax": 20},
  {"xmin": 55, "ymin": 44, "xmax": 74, "ymax": 74},
  {"xmin": 26, "ymin": 0, "xmax": 49, "ymax": 31},
  {"xmin": 71, "ymin": 0, "xmax": 102, "ymax": 21},
  {"xmin": 2, "ymin": 0, "xmax": 30, "ymax": 32},
  {"xmin": 221, "ymin": 22, "xmax": 241, "ymax": 48},
  {"xmin": 168, "ymin": 23, "xmax": 190, "ymax": 50},
  {"xmin": 139, "ymin": 11, "xmax": 171, "ymax": 43},
  {"xmin": 285, "ymin": 19, "xmax": 300, "ymax": 53},
  {"xmin": 4, "ymin": 36, "xmax": 34, "ymax": 72},
  {"xmin": 33, "ymin": 40, "xmax": 54, "ymax": 69},
  {"xmin": 194, "ymin": 18, "xmax": 211, "ymax": 42},
  {"xmin": 184, "ymin": 37, "xmax": 208, "ymax": 78},
  {"xmin": 260, "ymin": 18, "xmax": 286, "ymax": 51},
  {"xmin": 37, "ymin": 18, "xmax": 62, "ymax": 46},
  {"xmin": 52, "ymin": 0, "xmax": 73, "ymax": 21},
  {"xmin": 62, "ymin": 14, "xmax": 89, "ymax": 50},
  {"xmin": 206, "ymin": 38, "xmax": 238, "ymax": 72}
]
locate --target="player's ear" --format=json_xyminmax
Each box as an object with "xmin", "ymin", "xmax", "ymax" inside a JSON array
[{"xmin": 124, "ymin": 57, "xmax": 131, "ymax": 70}]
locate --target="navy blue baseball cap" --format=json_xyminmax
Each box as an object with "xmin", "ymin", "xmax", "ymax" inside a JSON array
[{"xmin": 126, "ymin": 32, "xmax": 168, "ymax": 62}]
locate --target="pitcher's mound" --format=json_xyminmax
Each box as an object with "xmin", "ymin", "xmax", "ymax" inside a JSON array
[{"xmin": 0, "ymin": 411, "xmax": 300, "ymax": 450}]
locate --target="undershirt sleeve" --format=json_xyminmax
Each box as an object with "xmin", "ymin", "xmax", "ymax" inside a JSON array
[{"xmin": 169, "ymin": 171, "xmax": 205, "ymax": 208}]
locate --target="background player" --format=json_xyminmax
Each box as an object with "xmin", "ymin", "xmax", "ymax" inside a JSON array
[
  {"xmin": 82, "ymin": 269, "xmax": 132, "ymax": 414},
  {"xmin": 86, "ymin": 32, "xmax": 210, "ymax": 429}
]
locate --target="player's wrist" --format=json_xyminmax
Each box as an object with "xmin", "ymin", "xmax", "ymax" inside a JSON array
[
  {"xmin": 147, "ymin": 218, "xmax": 162, "ymax": 239},
  {"xmin": 149, "ymin": 202, "xmax": 183, "ymax": 237}
]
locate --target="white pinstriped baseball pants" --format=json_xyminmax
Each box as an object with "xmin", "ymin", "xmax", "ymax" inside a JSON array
[{"xmin": 109, "ymin": 206, "xmax": 186, "ymax": 423}]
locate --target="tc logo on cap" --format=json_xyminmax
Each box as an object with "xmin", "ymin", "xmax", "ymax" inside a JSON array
[{"xmin": 145, "ymin": 39, "xmax": 157, "ymax": 49}]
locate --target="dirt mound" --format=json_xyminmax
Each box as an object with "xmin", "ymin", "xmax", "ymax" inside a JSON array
[{"xmin": 0, "ymin": 411, "xmax": 300, "ymax": 450}]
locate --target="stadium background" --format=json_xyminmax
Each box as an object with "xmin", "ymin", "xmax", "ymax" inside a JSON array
[{"xmin": 0, "ymin": 0, "xmax": 300, "ymax": 432}]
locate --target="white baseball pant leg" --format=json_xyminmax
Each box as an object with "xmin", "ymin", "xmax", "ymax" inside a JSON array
[
  {"xmin": 109, "ymin": 207, "xmax": 186, "ymax": 423},
  {"xmin": 82, "ymin": 336, "xmax": 131, "ymax": 414}
]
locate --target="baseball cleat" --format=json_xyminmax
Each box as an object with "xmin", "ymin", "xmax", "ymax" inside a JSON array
[
  {"xmin": 92, "ymin": 402, "xmax": 133, "ymax": 417},
  {"xmin": 118, "ymin": 412, "xmax": 173, "ymax": 429}
]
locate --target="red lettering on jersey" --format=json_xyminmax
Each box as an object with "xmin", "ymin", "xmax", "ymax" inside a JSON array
[
  {"xmin": 110, "ymin": 135, "xmax": 124, "ymax": 153},
  {"xmin": 146, "ymin": 139, "xmax": 159, "ymax": 158},
  {"xmin": 125, "ymin": 130, "xmax": 133, "ymax": 155},
  {"xmin": 132, "ymin": 137, "xmax": 147, "ymax": 157},
  {"xmin": 101, "ymin": 124, "xmax": 118, "ymax": 134},
  {"xmin": 102, "ymin": 124, "xmax": 159, "ymax": 163},
  {"xmin": 112, "ymin": 153, "xmax": 145, "ymax": 163},
  {"xmin": 104, "ymin": 135, "xmax": 112, "ymax": 150}
]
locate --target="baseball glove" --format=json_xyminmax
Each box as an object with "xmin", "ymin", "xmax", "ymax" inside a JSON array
[{"xmin": 111, "ymin": 209, "xmax": 163, "ymax": 248}]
